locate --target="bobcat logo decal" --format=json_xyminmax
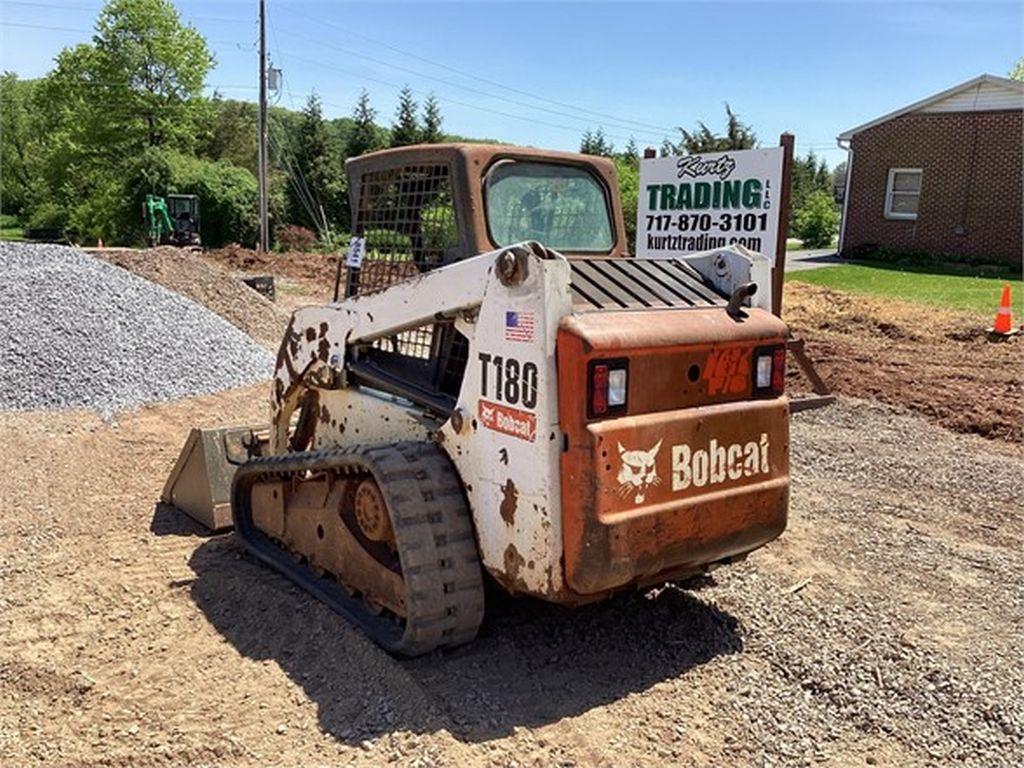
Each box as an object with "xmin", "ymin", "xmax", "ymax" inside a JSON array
[{"xmin": 616, "ymin": 439, "xmax": 663, "ymax": 505}]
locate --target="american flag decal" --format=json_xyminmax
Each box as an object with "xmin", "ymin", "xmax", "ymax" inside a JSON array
[{"xmin": 504, "ymin": 311, "xmax": 535, "ymax": 342}]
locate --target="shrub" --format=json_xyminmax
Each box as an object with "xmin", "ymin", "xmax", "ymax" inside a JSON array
[
  {"xmin": 364, "ymin": 228, "xmax": 412, "ymax": 255},
  {"xmin": 170, "ymin": 155, "xmax": 258, "ymax": 248},
  {"xmin": 27, "ymin": 201, "xmax": 68, "ymax": 232},
  {"xmin": 793, "ymin": 190, "xmax": 840, "ymax": 248},
  {"xmin": 276, "ymin": 224, "xmax": 317, "ymax": 251}
]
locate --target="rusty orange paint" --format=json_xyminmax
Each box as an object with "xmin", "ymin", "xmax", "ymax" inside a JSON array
[
  {"xmin": 703, "ymin": 347, "xmax": 752, "ymax": 395},
  {"xmin": 557, "ymin": 307, "xmax": 790, "ymax": 596}
]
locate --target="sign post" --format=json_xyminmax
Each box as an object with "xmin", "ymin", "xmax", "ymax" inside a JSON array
[
  {"xmin": 636, "ymin": 135, "xmax": 795, "ymax": 316},
  {"xmin": 772, "ymin": 133, "xmax": 795, "ymax": 316}
]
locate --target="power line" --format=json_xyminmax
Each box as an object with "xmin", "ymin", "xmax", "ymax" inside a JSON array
[
  {"xmin": 277, "ymin": 47, "xmax": 653, "ymax": 146},
  {"xmin": 275, "ymin": 27, "xmax": 666, "ymax": 141},
  {"xmin": 287, "ymin": 7, "xmax": 675, "ymax": 135}
]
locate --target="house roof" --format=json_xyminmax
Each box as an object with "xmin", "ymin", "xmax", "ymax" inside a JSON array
[{"xmin": 837, "ymin": 74, "xmax": 1024, "ymax": 141}]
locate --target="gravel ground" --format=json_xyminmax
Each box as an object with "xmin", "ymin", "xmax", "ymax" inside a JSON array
[
  {"xmin": 0, "ymin": 243, "xmax": 273, "ymax": 414},
  {"xmin": 0, "ymin": 394, "xmax": 1021, "ymax": 767}
]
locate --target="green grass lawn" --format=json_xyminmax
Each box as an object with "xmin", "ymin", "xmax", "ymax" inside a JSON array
[{"xmin": 787, "ymin": 260, "xmax": 1023, "ymax": 316}]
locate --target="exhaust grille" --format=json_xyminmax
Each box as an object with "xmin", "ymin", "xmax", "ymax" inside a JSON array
[{"xmin": 569, "ymin": 257, "xmax": 726, "ymax": 311}]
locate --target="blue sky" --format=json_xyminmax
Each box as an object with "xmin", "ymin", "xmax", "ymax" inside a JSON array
[{"xmin": 2, "ymin": 1, "xmax": 1021, "ymax": 167}]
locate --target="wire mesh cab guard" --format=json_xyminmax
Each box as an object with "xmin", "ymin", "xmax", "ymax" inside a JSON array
[
  {"xmin": 338, "ymin": 145, "xmax": 629, "ymax": 416},
  {"xmin": 342, "ymin": 150, "xmax": 467, "ymax": 413}
]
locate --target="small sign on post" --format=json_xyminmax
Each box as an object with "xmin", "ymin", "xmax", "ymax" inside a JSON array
[
  {"xmin": 636, "ymin": 137, "xmax": 793, "ymax": 315},
  {"xmin": 346, "ymin": 236, "xmax": 366, "ymax": 269}
]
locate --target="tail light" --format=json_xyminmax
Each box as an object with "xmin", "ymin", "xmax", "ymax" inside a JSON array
[
  {"xmin": 589, "ymin": 359, "xmax": 628, "ymax": 418},
  {"xmin": 753, "ymin": 345, "xmax": 786, "ymax": 397}
]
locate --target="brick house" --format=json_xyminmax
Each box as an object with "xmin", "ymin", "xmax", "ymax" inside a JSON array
[{"xmin": 837, "ymin": 74, "xmax": 1023, "ymax": 266}]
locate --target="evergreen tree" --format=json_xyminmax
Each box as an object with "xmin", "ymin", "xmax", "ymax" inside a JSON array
[
  {"xmin": 390, "ymin": 85, "xmax": 420, "ymax": 147},
  {"xmin": 289, "ymin": 93, "xmax": 347, "ymax": 236},
  {"xmin": 580, "ymin": 128, "xmax": 613, "ymax": 157},
  {"xmin": 420, "ymin": 93, "xmax": 443, "ymax": 143},
  {"xmin": 346, "ymin": 89, "xmax": 383, "ymax": 157},
  {"xmin": 623, "ymin": 137, "xmax": 640, "ymax": 165},
  {"xmin": 670, "ymin": 104, "xmax": 757, "ymax": 154}
]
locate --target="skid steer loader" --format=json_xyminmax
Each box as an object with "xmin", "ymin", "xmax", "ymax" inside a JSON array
[{"xmin": 164, "ymin": 144, "xmax": 791, "ymax": 656}]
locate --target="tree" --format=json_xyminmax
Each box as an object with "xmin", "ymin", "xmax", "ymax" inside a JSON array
[
  {"xmin": 1010, "ymin": 56, "xmax": 1024, "ymax": 81},
  {"xmin": 670, "ymin": 104, "xmax": 757, "ymax": 154},
  {"xmin": 287, "ymin": 93, "xmax": 347, "ymax": 236},
  {"xmin": 346, "ymin": 89, "xmax": 384, "ymax": 157},
  {"xmin": 0, "ymin": 74, "xmax": 42, "ymax": 216},
  {"xmin": 198, "ymin": 95, "xmax": 258, "ymax": 173},
  {"xmin": 52, "ymin": 0, "xmax": 213, "ymax": 155},
  {"xmin": 27, "ymin": 0, "xmax": 213, "ymax": 241},
  {"xmin": 622, "ymin": 137, "xmax": 639, "ymax": 166},
  {"xmin": 831, "ymin": 161, "xmax": 848, "ymax": 203},
  {"xmin": 390, "ymin": 85, "xmax": 419, "ymax": 147},
  {"xmin": 613, "ymin": 154, "xmax": 639, "ymax": 253},
  {"xmin": 793, "ymin": 190, "xmax": 840, "ymax": 248},
  {"xmin": 580, "ymin": 128, "xmax": 613, "ymax": 156},
  {"xmin": 788, "ymin": 150, "xmax": 832, "ymax": 235},
  {"xmin": 421, "ymin": 93, "xmax": 443, "ymax": 143}
]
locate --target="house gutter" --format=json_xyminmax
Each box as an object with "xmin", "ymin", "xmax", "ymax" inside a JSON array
[{"xmin": 837, "ymin": 136, "xmax": 853, "ymax": 255}]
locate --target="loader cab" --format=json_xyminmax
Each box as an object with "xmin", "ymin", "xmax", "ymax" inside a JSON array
[
  {"xmin": 340, "ymin": 144, "xmax": 629, "ymax": 414},
  {"xmin": 166, "ymin": 194, "xmax": 200, "ymax": 246},
  {"xmin": 342, "ymin": 145, "xmax": 628, "ymax": 297}
]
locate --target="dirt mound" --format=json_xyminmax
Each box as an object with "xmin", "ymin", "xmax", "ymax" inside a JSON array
[
  {"xmin": 784, "ymin": 282, "xmax": 1023, "ymax": 443},
  {"xmin": 204, "ymin": 244, "xmax": 339, "ymax": 299},
  {"xmin": 100, "ymin": 247, "xmax": 292, "ymax": 349}
]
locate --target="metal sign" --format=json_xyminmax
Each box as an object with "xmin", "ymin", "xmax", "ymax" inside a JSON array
[{"xmin": 636, "ymin": 147, "xmax": 785, "ymax": 261}]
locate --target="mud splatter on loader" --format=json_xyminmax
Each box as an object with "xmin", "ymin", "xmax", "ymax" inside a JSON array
[{"xmin": 164, "ymin": 144, "xmax": 795, "ymax": 656}]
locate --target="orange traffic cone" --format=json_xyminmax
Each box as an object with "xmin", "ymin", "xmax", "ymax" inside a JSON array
[{"xmin": 989, "ymin": 284, "xmax": 1018, "ymax": 337}]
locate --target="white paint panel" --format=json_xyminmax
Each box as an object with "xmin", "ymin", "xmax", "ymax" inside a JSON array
[
  {"xmin": 440, "ymin": 250, "xmax": 572, "ymax": 596},
  {"xmin": 919, "ymin": 81, "xmax": 1024, "ymax": 113}
]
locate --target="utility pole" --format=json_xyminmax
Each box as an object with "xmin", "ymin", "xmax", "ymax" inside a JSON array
[{"xmin": 257, "ymin": 0, "xmax": 269, "ymax": 253}]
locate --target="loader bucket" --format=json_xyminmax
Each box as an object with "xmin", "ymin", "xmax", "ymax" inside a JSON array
[{"xmin": 160, "ymin": 426, "xmax": 265, "ymax": 531}]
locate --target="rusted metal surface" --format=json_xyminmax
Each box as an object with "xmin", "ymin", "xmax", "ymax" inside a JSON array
[
  {"xmin": 787, "ymin": 336, "xmax": 837, "ymax": 412},
  {"xmin": 251, "ymin": 472, "xmax": 407, "ymax": 617},
  {"xmin": 557, "ymin": 306, "xmax": 790, "ymax": 595},
  {"xmin": 161, "ymin": 426, "xmax": 264, "ymax": 530},
  {"xmin": 346, "ymin": 144, "xmax": 630, "ymax": 262}
]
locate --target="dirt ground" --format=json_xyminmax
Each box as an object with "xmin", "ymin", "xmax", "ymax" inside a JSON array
[
  {"xmin": 784, "ymin": 282, "xmax": 1022, "ymax": 443},
  {"xmin": 1, "ymin": 392, "xmax": 1021, "ymax": 767},
  {"xmin": 3, "ymin": 254, "xmax": 1022, "ymax": 766}
]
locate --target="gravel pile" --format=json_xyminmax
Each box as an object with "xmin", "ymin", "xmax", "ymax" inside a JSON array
[
  {"xmin": 97, "ymin": 247, "xmax": 291, "ymax": 349},
  {"xmin": 0, "ymin": 243, "xmax": 273, "ymax": 413}
]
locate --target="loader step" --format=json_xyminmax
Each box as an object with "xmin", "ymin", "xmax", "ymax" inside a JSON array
[{"xmin": 231, "ymin": 442, "xmax": 485, "ymax": 657}]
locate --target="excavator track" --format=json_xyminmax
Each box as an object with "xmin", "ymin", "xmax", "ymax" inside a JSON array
[{"xmin": 231, "ymin": 442, "xmax": 485, "ymax": 657}]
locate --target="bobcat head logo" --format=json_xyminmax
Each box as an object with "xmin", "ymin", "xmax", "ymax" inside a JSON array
[{"xmin": 616, "ymin": 439, "xmax": 663, "ymax": 505}]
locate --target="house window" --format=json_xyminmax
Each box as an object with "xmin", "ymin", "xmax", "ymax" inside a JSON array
[{"xmin": 885, "ymin": 168, "xmax": 922, "ymax": 220}]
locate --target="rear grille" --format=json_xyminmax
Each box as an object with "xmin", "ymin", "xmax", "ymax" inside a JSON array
[{"xmin": 569, "ymin": 257, "xmax": 726, "ymax": 311}]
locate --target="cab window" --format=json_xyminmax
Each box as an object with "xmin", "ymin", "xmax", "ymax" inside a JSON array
[{"xmin": 485, "ymin": 161, "xmax": 614, "ymax": 252}]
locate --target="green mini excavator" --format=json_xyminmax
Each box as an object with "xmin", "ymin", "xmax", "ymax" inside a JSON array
[{"xmin": 143, "ymin": 194, "xmax": 201, "ymax": 247}]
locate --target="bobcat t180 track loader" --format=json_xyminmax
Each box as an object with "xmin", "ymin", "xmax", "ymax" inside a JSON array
[{"xmin": 164, "ymin": 144, "xmax": 790, "ymax": 656}]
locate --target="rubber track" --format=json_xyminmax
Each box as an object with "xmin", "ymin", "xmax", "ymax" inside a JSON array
[{"xmin": 231, "ymin": 442, "xmax": 485, "ymax": 657}]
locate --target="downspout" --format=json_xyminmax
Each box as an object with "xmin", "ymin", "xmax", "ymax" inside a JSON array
[{"xmin": 837, "ymin": 137, "xmax": 854, "ymax": 255}]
